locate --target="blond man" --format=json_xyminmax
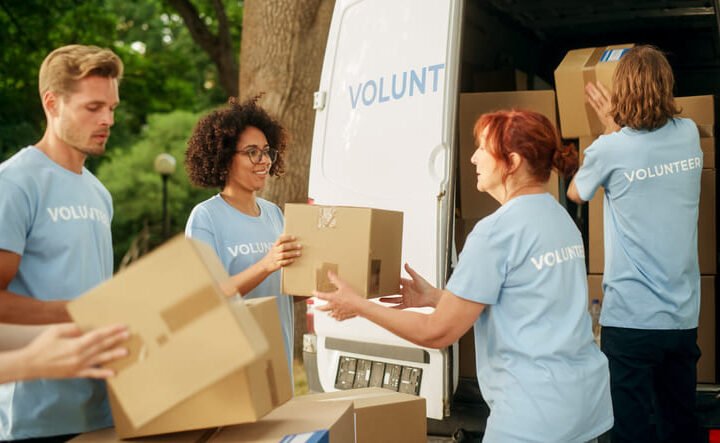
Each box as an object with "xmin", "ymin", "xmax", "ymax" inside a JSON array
[{"xmin": 0, "ymin": 45, "xmax": 124, "ymax": 442}]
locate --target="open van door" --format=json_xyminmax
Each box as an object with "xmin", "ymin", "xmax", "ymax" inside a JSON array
[{"xmin": 306, "ymin": 0, "xmax": 463, "ymax": 420}]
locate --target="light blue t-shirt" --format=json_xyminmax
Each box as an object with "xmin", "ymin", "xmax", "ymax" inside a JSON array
[
  {"xmin": 0, "ymin": 146, "xmax": 114, "ymax": 439},
  {"xmin": 574, "ymin": 118, "xmax": 702, "ymax": 330},
  {"xmin": 185, "ymin": 195, "xmax": 294, "ymax": 372},
  {"xmin": 447, "ymin": 193, "xmax": 613, "ymax": 442}
]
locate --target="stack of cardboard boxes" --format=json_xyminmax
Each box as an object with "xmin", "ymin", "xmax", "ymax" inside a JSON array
[
  {"xmin": 68, "ymin": 236, "xmax": 426, "ymax": 442},
  {"xmin": 554, "ymin": 46, "xmax": 717, "ymax": 383}
]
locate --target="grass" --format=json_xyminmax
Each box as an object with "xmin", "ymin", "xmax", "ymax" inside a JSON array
[{"xmin": 293, "ymin": 358, "xmax": 309, "ymax": 396}]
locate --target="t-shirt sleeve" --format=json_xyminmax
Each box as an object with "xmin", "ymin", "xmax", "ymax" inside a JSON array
[
  {"xmin": 0, "ymin": 178, "xmax": 32, "ymax": 255},
  {"xmin": 446, "ymin": 221, "xmax": 506, "ymax": 305},
  {"xmin": 573, "ymin": 139, "xmax": 609, "ymax": 202},
  {"xmin": 184, "ymin": 205, "xmax": 216, "ymax": 248}
]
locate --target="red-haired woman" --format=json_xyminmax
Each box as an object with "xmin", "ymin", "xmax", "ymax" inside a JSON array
[{"xmin": 316, "ymin": 110, "xmax": 613, "ymax": 442}]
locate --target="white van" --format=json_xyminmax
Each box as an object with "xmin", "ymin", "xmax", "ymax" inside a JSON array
[{"xmin": 302, "ymin": 0, "xmax": 719, "ymax": 436}]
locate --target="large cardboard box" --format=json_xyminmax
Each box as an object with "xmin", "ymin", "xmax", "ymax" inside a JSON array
[
  {"xmin": 677, "ymin": 95, "xmax": 714, "ymax": 138},
  {"xmin": 69, "ymin": 428, "xmax": 212, "ymax": 443},
  {"xmin": 294, "ymin": 388, "xmax": 427, "ymax": 443},
  {"xmin": 282, "ymin": 204, "xmax": 403, "ymax": 297},
  {"xmin": 208, "ymin": 398, "xmax": 355, "ymax": 443},
  {"xmin": 554, "ymin": 44, "xmax": 634, "ymax": 138},
  {"xmin": 698, "ymin": 276, "xmax": 716, "ymax": 383},
  {"xmin": 458, "ymin": 91, "xmax": 560, "ymax": 219},
  {"xmin": 68, "ymin": 237, "xmax": 291, "ymax": 438},
  {"xmin": 588, "ymin": 170, "xmax": 716, "ymax": 275}
]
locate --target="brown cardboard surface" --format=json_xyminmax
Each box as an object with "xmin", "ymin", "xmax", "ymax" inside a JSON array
[
  {"xmin": 294, "ymin": 388, "xmax": 427, "ymax": 443},
  {"xmin": 699, "ymin": 170, "xmax": 717, "ymax": 274},
  {"xmin": 458, "ymin": 91, "xmax": 560, "ymax": 219},
  {"xmin": 106, "ymin": 297, "xmax": 292, "ymax": 438},
  {"xmin": 282, "ymin": 204, "xmax": 403, "ymax": 297},
  {"xmin": 208, "ymin": 398, "xmax": 355, "ymax": 443},
  {"xmin": 68, "ymin": 237, "xmax": 290, "ymax": 438},
  {"xmin": 698, "ymin": 276, "xmax": 716, "ymax": 383},
  {"xmin": 68, "ymin": 236, "xmax": 269, "ymax": 430},
  {"xmin": 241, "ymin": 297, "xmax": 294, "ymax": 405},
  {"xmin": 701, "ymin": 137, "xmax": 715, "ymax": 169},
  {"xmin": 69, "ymin": 427, "xmax": 212, "ymax": 443},
  {"xmin": 677, "ymin": 95, "xmax": 714, "ymax": 138},
  {"xmin": 588, "ymin": 170, "xmax": 716, "ymax": 275},
  {"xmin": 554, "ymin": 44, "xmax": 634, "ymax": 138}
]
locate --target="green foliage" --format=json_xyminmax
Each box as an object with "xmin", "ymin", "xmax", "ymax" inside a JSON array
[
  {"xmin": 96, "ymin": 110, "xmax": 216, "ymax": 267},
  {"xmin": 0, "ymin": 0, "xmax": 242, "ymax": 160}
]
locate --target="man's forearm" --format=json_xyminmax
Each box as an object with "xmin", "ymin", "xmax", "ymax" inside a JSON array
[{"xmin": 0, "ymin": 291, "xmax": 70, "ymax": 324}]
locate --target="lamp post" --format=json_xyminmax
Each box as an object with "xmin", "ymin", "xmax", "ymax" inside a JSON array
[{"xmin": 154, "ymin": 153, "xmax": 177, "ymax": 240}]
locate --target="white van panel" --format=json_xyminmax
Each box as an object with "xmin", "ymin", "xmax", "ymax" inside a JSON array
[
  {"xmin": 307, "ymin": 0, "xmax": 463, "ymax": 420},
  {"xmin": 308, "ymin": 0, "xmax": 457, "ymax": 287}
]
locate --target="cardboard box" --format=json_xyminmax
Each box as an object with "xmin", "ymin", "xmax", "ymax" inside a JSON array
[
  {"xmin": 294, "ymin": 388, "xmax": 427, "ymax": 443},
  {"xmin": 588, "ymin": 170, "xmax": 716, "ymax": 275},
  {"xmin": 677, "ymin": 95, "xmax": 714, "ymax": 138},
  {"xmin": 555, "ymin": 44, "xmax": 634, "ymax": 138},
  {"xmin": 698, "ymin": 276, "xmax": 716, "ymax": 383},
  {"xmin": 701, "ymin": 137, "xmax": 715, "ymax": 169},
  {"xmin": 458, "ymin": 91, "xmax": 560, "ymax": 219},
  {"xmin": 282, "ymin": 204, "xmax": 403, "ymax": 297},
  {"xmin": 68, "ymin": 237, "xmax": 291, "ymax": 438},
  {"xmin": 69, "ymin": 428, "xmax": 212, "ymax": 443},
  {"xmin": 208, "ymin": 398, "xmax": 355, "ymax": 442}
]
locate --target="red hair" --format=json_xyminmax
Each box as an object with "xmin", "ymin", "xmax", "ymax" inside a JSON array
[{"xmin": 472, "ymin": 109, "xmax": 578, "ymax": 182}]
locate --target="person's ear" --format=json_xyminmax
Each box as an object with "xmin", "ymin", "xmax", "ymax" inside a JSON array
[
  {"xmin": 507, "ymin": 152, "xmax": 523, "ymax": 174},
  {"xmin": 42, "ymin": 91, "xmax": 59, "ymax": 118}
]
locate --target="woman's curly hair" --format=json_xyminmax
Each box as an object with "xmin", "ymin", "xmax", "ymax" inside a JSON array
[{"xmin": 185, "ymin": 95, "xmax": 288, "ymax": 188}]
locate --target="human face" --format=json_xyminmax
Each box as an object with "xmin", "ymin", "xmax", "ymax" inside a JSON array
[
  {"xmin": 226, "ymin": 126, "xmax": 273, "ymax": 194},
  {"xmin": 470, "ymin": 129, "xmax": 504, "ymax": 197},
  {"xmin": 50, "ymin": 75, "xmax": 119, "ymax": 157}
]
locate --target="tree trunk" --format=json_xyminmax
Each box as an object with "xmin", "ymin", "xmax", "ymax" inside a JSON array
[{"xmin": 239, "ymin": 0, "xmax": 334, "ymax": 360}]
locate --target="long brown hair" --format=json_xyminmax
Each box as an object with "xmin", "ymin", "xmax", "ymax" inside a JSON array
[{"xmin": 611, "ymin": 45, "xmax": 680, "ymax": 130}]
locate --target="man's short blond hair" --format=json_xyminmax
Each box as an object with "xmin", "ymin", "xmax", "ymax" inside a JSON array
[{"xmin": 38, "ymin": 44, "xmax": 123, "ymax": 98}]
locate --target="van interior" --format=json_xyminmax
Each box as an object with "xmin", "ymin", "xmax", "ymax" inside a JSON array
[{"xmin": 442, "ymin": 0, "xmax": 720, "ymax": 437}]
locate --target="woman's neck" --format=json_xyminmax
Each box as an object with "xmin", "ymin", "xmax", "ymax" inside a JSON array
[
  {"xmin": 220, "ymin": 188, "xmax": 259, "ymax": 216},
  {"xmin": 498, "ymin": 181, "xmax": 546, "ymax": 205}
]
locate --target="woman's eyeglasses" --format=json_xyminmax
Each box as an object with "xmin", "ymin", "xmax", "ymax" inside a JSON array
[{"xmin": 236, "ymin": 146, "xmax": 278, "ymax": 164}]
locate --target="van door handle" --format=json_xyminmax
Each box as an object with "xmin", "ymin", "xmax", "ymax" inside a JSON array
[{"xmin": 428, "ymin": 143, "xmax": 448, "ymax": 181}]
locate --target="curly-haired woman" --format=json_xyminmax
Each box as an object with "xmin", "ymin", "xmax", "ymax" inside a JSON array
[{"xmin": 184, "ymin": 97, "xmax": 301, "ymax": 374}]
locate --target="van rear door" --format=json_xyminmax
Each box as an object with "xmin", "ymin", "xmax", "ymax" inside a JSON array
[{"xmin": 307, "ymin": 0, "xmax": 463, "ymax": 419}]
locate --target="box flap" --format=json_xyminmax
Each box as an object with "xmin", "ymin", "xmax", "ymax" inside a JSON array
[{"xmin": 68, "ymin": 236, "xmax": 268, "ymax": 428}]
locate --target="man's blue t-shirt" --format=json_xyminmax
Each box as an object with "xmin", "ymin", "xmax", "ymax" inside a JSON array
[
  {"xmin": 185, "ymin": 195, "xmax": 294, "ymax": 374},
  {"xmin": 0, "ymin": 146, "xmax": 114, "ymax": 439},
  {"xmin": 447, "ymin": 193, "xmax": 613, "ymax": 442},
  {"xmin": 574, "ymin": 118, "xmax": 702, "ymax": 329}
]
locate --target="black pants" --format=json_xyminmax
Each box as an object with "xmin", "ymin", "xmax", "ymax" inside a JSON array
[{"xmin": 601, "ymin": 326, "xmax": 703, "ymax": 443}]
